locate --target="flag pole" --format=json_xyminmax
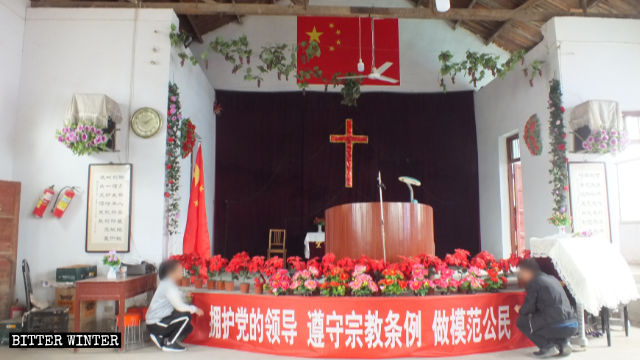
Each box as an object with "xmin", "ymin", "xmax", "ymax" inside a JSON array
[{"xmin": 377, "ymin": 171, "xmax": 387, "ymax": 262}]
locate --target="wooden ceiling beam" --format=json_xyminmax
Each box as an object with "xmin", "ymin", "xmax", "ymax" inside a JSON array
[
  {"xmin": 30, "ymin": 1, "xmax": 640, "ymax": 21},
  {"xmin": 454, "ymin": 0, "xmax": 477, "ymax": 29},
  {"xmin": 484, "ymin": 0, "xmax": 547, "ymax": 45}
]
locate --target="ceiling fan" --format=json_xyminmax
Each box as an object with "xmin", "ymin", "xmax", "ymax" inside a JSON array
[{"xmin": 338, "ymin": 18, "xmax": 398, "ymax": 84}]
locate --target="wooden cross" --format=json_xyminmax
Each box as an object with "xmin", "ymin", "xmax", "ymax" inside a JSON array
[{"xmin": 330, "ymin": 118, "xmax": 368, "ymax": 188}]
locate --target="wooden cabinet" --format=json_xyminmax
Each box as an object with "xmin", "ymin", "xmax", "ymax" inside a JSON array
[{"xmin": 0, "ymin": 181, "xmax": 21, "ymax": 318}]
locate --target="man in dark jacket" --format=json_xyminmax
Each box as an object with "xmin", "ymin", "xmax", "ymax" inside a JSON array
[{"xmin": 515, "ymin": 259, "xmax": 578, "ymax": 358}]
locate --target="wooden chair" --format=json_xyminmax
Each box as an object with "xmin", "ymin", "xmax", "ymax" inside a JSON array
[{"xmin": 267, "ymin": 229, "xmax": 287, "ymax": 259}]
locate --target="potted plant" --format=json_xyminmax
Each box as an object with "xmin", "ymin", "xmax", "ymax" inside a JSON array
[
  {"xmin": 103, "ymin": 250, "xmax": 121, "ymax": 280},
  {"xmin": 207, "ymin": 255, "xmax": 228, "ymax": 290},
  {"xmin": 249, "ymin": 256, "xmax": 265, "ymax": 294},
  {"xmin": 186, "ymin": 255, "xmax": 205, "ymax": 289},
  {"xmin": 291, "ymin": 266, "xmax": 320, "ymax": 296},
  {"xmin": 227, "ymin": 252, "xmax": 251, "ymax": 292},
  {"xmin": 267, "ymin": 269, "xmax": 291, "ymax": 296},
  {"xmin": 348, "ymin": 265, "xmax": 378, "ymax": 296},
  {"xmin": 261, "ymin": 256, "xmax": 284, "ymax": 295},
  {"xmin": 313, "ymin": 217, "xmax": 325, "ymax": 232},
  {"xmin": 56, "ymin": 122, "xmax": 111, "ymax": 156},
  {"xmin": 408, "ymin": 263, "xmax": 433, "ymax": 296},
  {"xmin": 377, "ymin": 268, "xmax": 407, "ymax": 296},
  {"xmin": 484, "ymin": 265, "xmax": 508, "ymax": 292},
  {"xmin": 319, "ymin": 266, "xmax": 349, "ymax": 297}
]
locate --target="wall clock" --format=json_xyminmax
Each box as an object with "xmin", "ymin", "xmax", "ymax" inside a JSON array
[{"xmin": 130, "ymin": 107, "xmax": 162, "ymax": 138}]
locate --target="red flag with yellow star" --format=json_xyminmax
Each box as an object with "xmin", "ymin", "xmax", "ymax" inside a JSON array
[
  {"xmin": 297, "ymin": 17, "xmax": 399, "ymax": 86},
  {"xmin": 183, "ymin": 145, "xmax": 211, "ymax": 258}
]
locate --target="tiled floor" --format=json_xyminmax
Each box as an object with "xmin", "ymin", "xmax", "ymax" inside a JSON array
[{"xmin": 3, "ymin": 326, "xmax": 638, "ymax": 359}]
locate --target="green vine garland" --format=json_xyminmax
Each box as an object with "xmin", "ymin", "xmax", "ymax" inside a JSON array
[
  {"xmin": 546, "ymin": 79, "xmax": 571, "ymax": 227},
  {"xmin": 438, "ymin": 50, "xmax": 544, "ymax": 91},
  {"xmin": 165, "ymin": 83, "xmax": 197, "ymax": 235},
  {"xmin": 165, "ymin": 83, "xmax": 182, "ymax": 235},
  {"xmin": 169, "ymin": 26, "xmax": 361, "ymax": 107}
]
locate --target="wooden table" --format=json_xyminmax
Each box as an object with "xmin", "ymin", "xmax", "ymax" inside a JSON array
[{"xmin": 74, "ymin": 273, "xmax": 157, "ymax": 350}]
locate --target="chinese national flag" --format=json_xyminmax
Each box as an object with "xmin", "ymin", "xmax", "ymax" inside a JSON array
[
  {"xmin": 297, "ymin": 16, "xmax": 399, "ymax": 86},
  {"xmin": 183, "ymin": 145, "xmax": 211, "ymax": 258}
]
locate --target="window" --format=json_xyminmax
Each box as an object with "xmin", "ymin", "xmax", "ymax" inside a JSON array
[{"xmin": 506, "ymin": 134, "xmax": 526, "ymax": 256}]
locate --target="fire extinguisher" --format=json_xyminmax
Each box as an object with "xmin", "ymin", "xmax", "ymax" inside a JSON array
[
  {"xmin": 33, "ymin": 185, "xmax": 55, "ymax": 217},
  {"xmin": 52, "ymin": 187, "xmax": 79, "ymax": 218}
]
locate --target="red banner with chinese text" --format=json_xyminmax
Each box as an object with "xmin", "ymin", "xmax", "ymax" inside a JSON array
[{"xmin": 186, "ymin": 292, "xmax": 532, "ymax": 358}]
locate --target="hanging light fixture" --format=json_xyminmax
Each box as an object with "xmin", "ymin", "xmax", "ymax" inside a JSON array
[
  {"xmin": 357, "ymin": 17, "xmax": 365, "ymax": 72},
  {"xmin": 435, "ymin": 0, "xmax": 451, "ymax": 13}
]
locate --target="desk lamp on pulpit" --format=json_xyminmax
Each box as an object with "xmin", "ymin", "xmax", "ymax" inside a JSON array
[{"xmin": 398, "ymin": 176, "xmax": 421, "ymax": 203}]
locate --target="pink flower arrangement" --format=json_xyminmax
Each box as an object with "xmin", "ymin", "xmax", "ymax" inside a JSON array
[
  {"xmin": 408, "ymin": 263, "xmax": 432, "ymax": 296},
  {"xmin": 291, "ymin": 265, "xmax": 320, "ymax": 296},
  {"xmin": 349, "ymin": 273, "xmax": 378, "ymax": 296},
  {"xmin": 268, "ymin": 269, "xmax": 291, "ymax": 296},
  {"xmin": 56, "ymin": 123, "xmax": 110, "ymax": 155},
  {"xmin": 582, "ymin": 128, "xmax": 628, "ymax": 154}
]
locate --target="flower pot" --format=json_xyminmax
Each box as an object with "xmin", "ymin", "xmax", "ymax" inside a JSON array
[
  {"xmin": 224, "ymin": 281, "xmax": 235, "ymax": 291},
  {"xmin": 317, "ymin": 224, "xmax": 323, "ymax": 233},
  {"xmin": 239, "ymin": 283, "xmax": 250, "ymax": 293},
  {"xmin": 180, "ymin": 277, "xmax": 191, "ymax": 287},
  {"xmin": 107, "ymin": 266, "xmax": 118, "ymax": 280},
  {"xmin": 216, "ymin": 281, "xmax": 225, "ymax": 291},
  {"xmin": 254, "ymin": 284, "xmax": 264, "ymax": 294},
  {"xmin": 193, "ymin": 278, "xmax": 204, "ymax": 289},
  {"xmin": 207, "ymin": 280, "xmax": 216, "ymax": 289}
]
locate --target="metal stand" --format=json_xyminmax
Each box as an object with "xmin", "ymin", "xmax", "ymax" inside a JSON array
[{"xmin": 377, "ymin": 171, "xmax": 387, "ymax": 262}]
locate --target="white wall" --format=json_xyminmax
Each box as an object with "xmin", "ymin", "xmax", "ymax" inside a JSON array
[
  {"xmin": 167, "ymin": 47, "xmax": 216, "ymax": 257},
  {"xmin": 554, "ymin": 18, "xmax": 640, "ymax": 263},
  {"xmin": 474, "ymin": 17, "xmax": 640, "ymax": 262},
  {"xmin": 12, "ymin": 8, "xmax": 176, "ymax": 303},
  {"xmin": 0, "ymin": 0, "xmax": 27, "ymax": 180},
  {"xmin": 191, "ymin": 0, "xmax": 507, "ymax": 93},
  {"xmin": 474, "ymin": 21, "xmax": 559, "ymax": 258}
]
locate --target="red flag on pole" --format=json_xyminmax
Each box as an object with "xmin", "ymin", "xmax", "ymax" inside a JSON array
[
  {"xmin": 297, "ymin": 16, "xmax": 399, "ymax": 86},
  {"xmin": 183, "ymin": 145, "xmax": 211, "ymax": 258}
]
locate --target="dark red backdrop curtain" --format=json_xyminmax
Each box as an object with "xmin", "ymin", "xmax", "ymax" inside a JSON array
[{"xmin": 213, "ymin": 91, "xmax": 480, "ymax": 258}]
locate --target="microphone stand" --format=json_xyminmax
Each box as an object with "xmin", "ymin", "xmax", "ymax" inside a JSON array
[{"xmin": 377, "ymin": 171, "xmax": 387, "ymax": 262}]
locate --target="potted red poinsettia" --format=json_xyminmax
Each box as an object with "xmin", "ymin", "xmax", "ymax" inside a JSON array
[
  {"xmin": 249, "ymin": 256, "xmax": 265, "ymax": 294},
  {"xmin": 207, "ymin": 255, "xmax": 228, "ymax": 290},
  {"xmin": 261, "ymin": 256, "xmax": 284, "ymax": 295},
  {"xmin": 227, "ymin": 252, "xmax": 251, "ymax": 292}
]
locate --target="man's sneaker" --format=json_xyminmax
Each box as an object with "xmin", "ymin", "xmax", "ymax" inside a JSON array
[
  {"xmin": 149, "ymin": 334, "xmax": 164, "ymax": 350},
  {"xmin": 162, "ymin": 342, "xmax": 186, "ymax": 352},
  {"xmin": 558, "ymin": 340, "xmax": 573, "ymax": 357},
  {"xmin": 533, "ymin": 346, "xmax": 559, "ymax": 358}
]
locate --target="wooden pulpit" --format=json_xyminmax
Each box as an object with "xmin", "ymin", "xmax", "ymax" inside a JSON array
[{"xmin": 324, "ymin": 202, "xmax": 435, "ymax": 261}]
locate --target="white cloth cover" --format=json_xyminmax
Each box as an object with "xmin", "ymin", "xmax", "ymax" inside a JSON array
[
  {"xmin": 531, "ymin": 234, "xmax": 638, "ymax": 314},
  {"xmin": 569, "ymin": 100, "xmax": 623, "ymax": 132},
  {"xmin": 64, "ymin": 94, "xmax": 123, "ymax": 128},
  {"xmin": 304, "ymin": 232, "xmax": 325, "ymax": 259}
]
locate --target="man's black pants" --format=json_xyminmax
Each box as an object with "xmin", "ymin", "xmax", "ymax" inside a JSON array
[
  {"xmin": 517, "ymin": 316, "xmax": 577, "ymax": 350},
  {"xmin": 147, "ymin": 311, "xmax": 193, "ymax": 345}
]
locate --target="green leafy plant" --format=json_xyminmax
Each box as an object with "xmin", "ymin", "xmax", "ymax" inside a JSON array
[
  {"xmin": 169, "ymin": 28, "xmax": 362, "ymax": 107},
  {"xmin": 547, "ymin": 79, "xmax": 571, "ymax": 227},
  {"xmin": 438, "ymin": 49, "xmax": 544, "ymax": 91}
]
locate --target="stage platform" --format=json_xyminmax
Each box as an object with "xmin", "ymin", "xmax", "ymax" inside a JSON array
[{"xmin": 185, "ymin": 290, "xmax": 531, "ymax": 358}]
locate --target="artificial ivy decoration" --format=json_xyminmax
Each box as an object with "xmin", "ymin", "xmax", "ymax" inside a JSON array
[
  {"xmin": 438, "ymin": 50, "xmax": 544, "ymax": 92},
  {"xmin": 165, "ymin": 83, "xmax": 182, "ymax": 235},
  {"xmin": 523, "ymin": 114, "xmax": 542, "ymax": 156},
  {"xmin": 546, "ymin": 79, "xmax": 571, "ymax": 227},
  {"xmin": 169, "ymin": 26, "xmax": 362, "ymax": 107}
]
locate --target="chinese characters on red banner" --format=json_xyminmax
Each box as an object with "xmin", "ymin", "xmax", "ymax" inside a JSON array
[{"xmin": 187, "ymin": 292, "xmax": 531, "ymax": 358}]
